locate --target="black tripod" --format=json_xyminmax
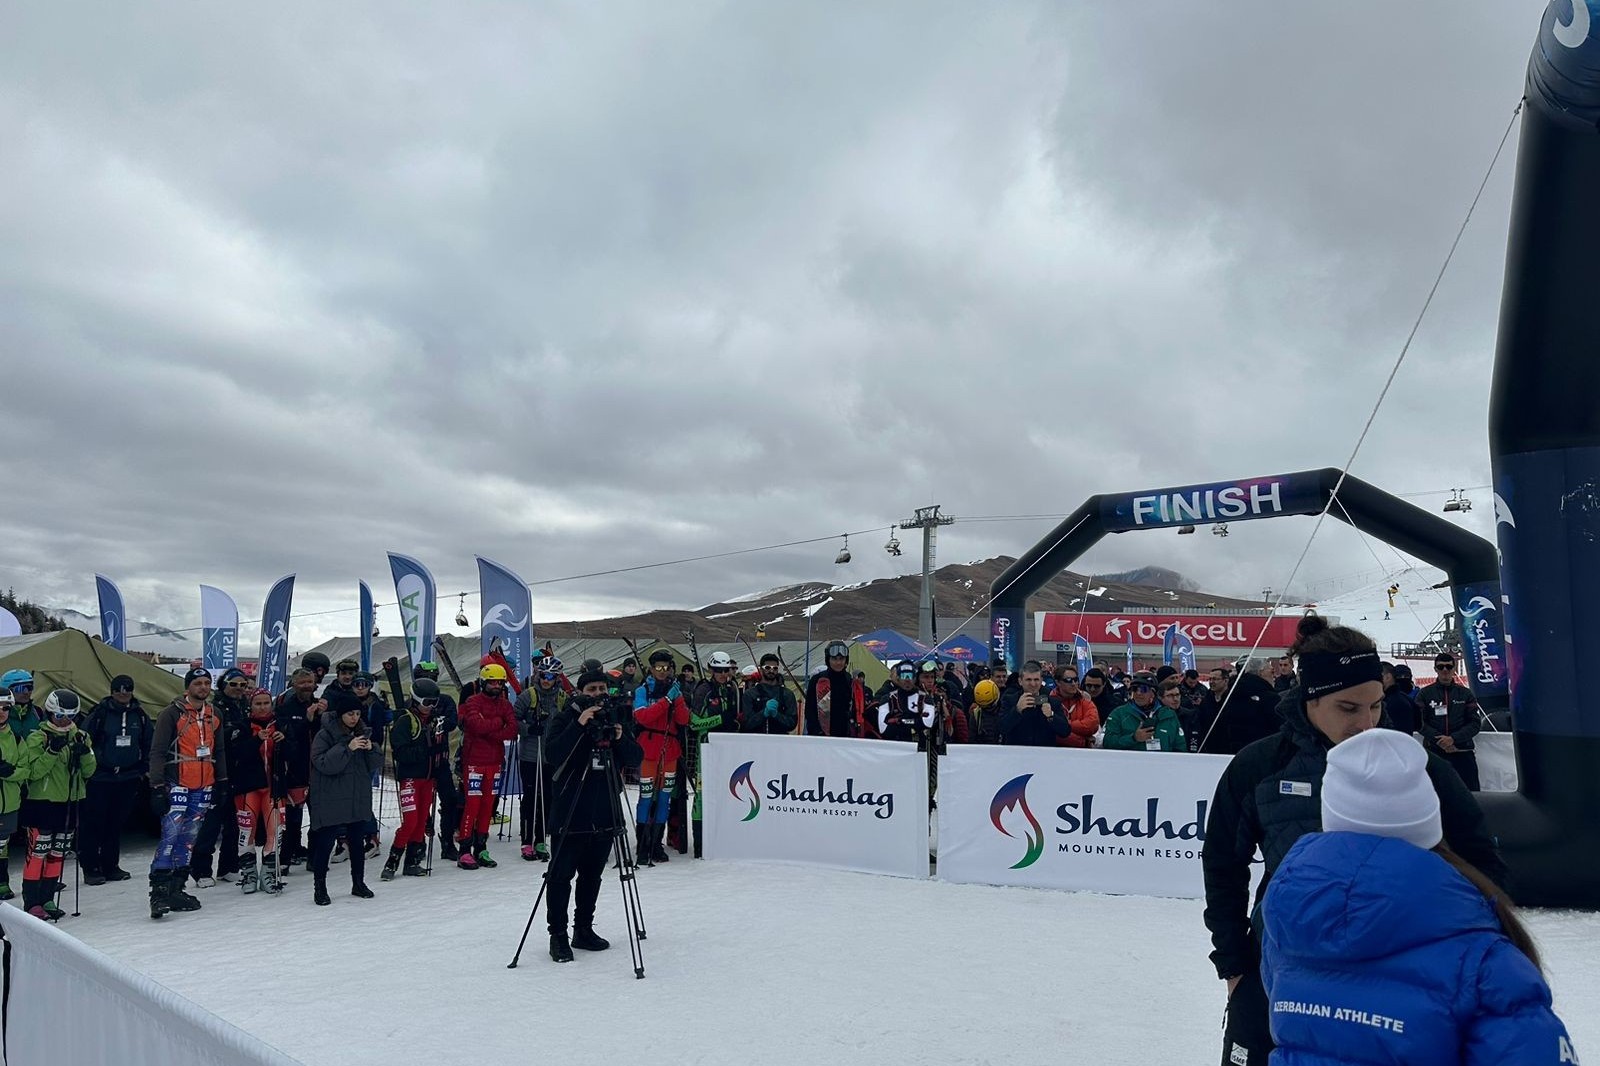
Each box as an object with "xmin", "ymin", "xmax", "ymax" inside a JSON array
[{"xmin": 507, "ymin": 741, "xmax": 647, "ymax": 977}]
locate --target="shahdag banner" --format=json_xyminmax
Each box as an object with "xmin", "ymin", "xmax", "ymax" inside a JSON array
[
  {"xmin": 700, "ymin": 733, "xmax": 928, "ymax": 880},
  {"xmin": 94, "ymin": 574, "xmax": 126, "ymax": 651},
  {"xmin": 256, "ymin": 576, "xmax": 296, "ymax": 698},
  {"xmin": 476, "ymin": 556, "xmax": 533, "ymax": 685},
  {"xmin": 199, "ymin": 585, "xmax": 239, "ymax": 672},
  {"xmin": 358, "ymin": 581, "xmax": 375, "ymax": 673},
  {"xmin": 387, "ymin": 552, "xmax": 437, "ymax": 672},
  {"xmin": 938, "ymin": 745, "xmax": 1230, "ymax": 899}
]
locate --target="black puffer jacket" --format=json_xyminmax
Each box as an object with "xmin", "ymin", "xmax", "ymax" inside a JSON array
[
  {"xmin": 543, "ymin": 704, "xmax": 642, "ymax": 834},
  {"xmin": 1200, "ymin": 688, "xmax": 1506, "ymax": 981},
  {"xmin": 1202, "ymin": 671, "xmax": 1282, "ymax": 755},
  {"xmin": 309, "ymin": 712, "xmax": 384, "ymax": 830},
  {"xmin": 275, "ymin": 691, "xmax": 321, "ymax": 789},
  {"xmin": 389, "ymin": 706, "xmax": 449, "ymax": 781}
]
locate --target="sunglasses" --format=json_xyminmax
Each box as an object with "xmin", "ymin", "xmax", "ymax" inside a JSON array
[
  {"xmin": 538, "ymin": 672, "xmax": 559, "ymax": 682},
  {"xmin": 225, "ymin": 680, "xmax": 249, "ymax": 687},
  {"xmin": 1083, "ymin": 681, "xmax": 1103, "ymax": 689},
  {"xmin": 712, "ymin": 667, "xmax": 733, "ymax": 674},
  {"xmin": 1435, "ymin": 664, "xmax": 1455, "ymax": 672}
]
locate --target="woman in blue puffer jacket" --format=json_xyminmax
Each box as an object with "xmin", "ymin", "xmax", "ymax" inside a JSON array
[{"xmin": 1261, "ymin": 728, "xmax": 1575, "ymax": 1065}]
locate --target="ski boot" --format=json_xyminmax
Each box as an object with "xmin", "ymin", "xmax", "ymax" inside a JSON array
[
  {"xmin": 259, "ymin": 854, "xmax": 283, "ymax": 895},
  {"xmin": 168, "ymin": 877, "xmax": 203, "ymax": 913},
  {"xmin": 380, "ymin": 846, "xmax": 403, "ymax": 882},
  {"xmin": 26, "ymin": 905, "xmax": 51, "ymax": 922},
  {"xmin": 237, "ymin": 853, "xmax": 259, "ymax": 895},
  {"xmin": 635, "ymin": 825, "xmax": 654, "ymax": 867},
  {"xmin": 401, "ymin": 842, "xmax": 429, "ymax": 877},
  {"xmin": 521, "ymin": 844, "xmax": 537, "ymax": 862},
  {"xmin": 474, "ymin": 835, "xmax": 498, "ymax": 869},
  {"xmin": 536, "ymin": 841, "xmax": 549, "ymax": 862},
  {"xmin": 439, "ymin": 834, "xmax": 461, "ymax": 862},
  {"xmin": 649, "ymin": 824, "xmax": 671, "ymax": 865},
  {"xmin": 41, "ymin": 899, "xmax": 65, "ymax": 922},
  {"xmin": 149, "ymin": 874, "xmax": 172, "ymax": 920}
]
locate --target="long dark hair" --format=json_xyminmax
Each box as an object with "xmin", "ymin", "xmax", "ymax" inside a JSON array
[
  {"xmin": 1434, "ymin": 844, "xmax": 1542, "ymax": 973},
  {"xmin": 1289, "ymin": 613, "xmax": 1377, "ymax": 658}
]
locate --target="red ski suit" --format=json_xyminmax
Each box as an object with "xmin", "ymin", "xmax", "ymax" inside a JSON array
[
  {"xmin": 632, "ymin": 684, "xmax": 691, "ymax": 764},
  {"xmin": 456, "ymin": 691, "xmax": 517, "ymax": 841}
]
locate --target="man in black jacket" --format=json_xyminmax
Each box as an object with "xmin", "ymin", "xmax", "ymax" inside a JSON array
[
  {"xmin": 1202, "ymin": 671, "xmax": 1505, "ymax": 1065},
  {"xmin": 740, "ymin": 655, "xmax": 798, "ymax": 735},
  {"xmin": 1080, "ymin": 668, "xmax": 1120, "ymax": 726},
  {"xmin": 999, "ymin": 662, "xmax": 1070, "ymax": 746},
  {"xmin": 1202, "ymin": 658, "xmax": 1281, "ymax": 755},
  {"xmin": 1380, "ymin": 662, "xmax": 1420, "ymax": 734},
  {"xmin": 78, "ymin": 675, "xmax": 153, "ymax": 884},
  {"xmin": 543, "ymin": 670, "xmax": 643, "ymax": 963},
  {"xmin": 275, "ymin": 668, "xmax": 326, "ymax": 866},
  {"xmin": 1414, "ymin": 653, "xmax": 1482, "ymax": 791}
]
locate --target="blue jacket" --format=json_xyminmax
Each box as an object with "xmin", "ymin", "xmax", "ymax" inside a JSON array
[{"xmin": 1262, "ymin": 832, "xmax": 1574, "ymax": 1065}]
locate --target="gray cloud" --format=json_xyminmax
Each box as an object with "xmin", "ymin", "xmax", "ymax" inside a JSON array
[{"xmin": 0, "ymin": 1, "xmax": 1539, "ymax": 645}]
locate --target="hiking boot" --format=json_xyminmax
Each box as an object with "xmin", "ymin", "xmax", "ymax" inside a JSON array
[
  {"xmin": 535, "ymin": 841, "xmax": 549, "ymax": 861},
  {"xmin": 572, "ymin": 926, "xmax": 611, "ymax": 952},
  {"xmin": 108, "ymin": 866, "xmax": 133, "ymax": 881},
  {"xmin": 549, "ymin": 933, "xmax": 574, "ymax": 963},
  {"xmin": 439, "ymin": 835, "xmax": 461, "ymax": 862},
  {"xmin": 313, "ymin": 875, "xmax": 331, "ymax": 906},
  {"xmin": 84, "ymin": 871, "xmax": 108, "ymax": 887},
  {"xmin": 380, "ymin": 847, "xmax": 403, "ymax": 882},
  {"xmin": 351, "ymin": 882, "xmax": 375, "ymax": 899}
]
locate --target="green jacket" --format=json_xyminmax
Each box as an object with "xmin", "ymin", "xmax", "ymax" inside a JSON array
[
  {"xmin": 1103, "ymin": 701, "xmax": 1185, "ymax": 753},
  {"xmin": 0, "ymin": 728, "xmax": 23, "ymax": 814},
  {"xmin": 8, "ymin": 704, "xmax": 42, "ymax": 744},
  {"xmin": 17, "ymin": 725, "xmax": 96, "ymax": 802}
]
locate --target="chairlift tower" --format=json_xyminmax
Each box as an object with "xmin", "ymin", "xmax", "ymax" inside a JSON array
[{"xmin": 900, "ymin": 505, "xmax": 955, "ymax": 645}]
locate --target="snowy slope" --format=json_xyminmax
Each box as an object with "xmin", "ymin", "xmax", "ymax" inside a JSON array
[{"xmin": 56, "ymin": 834, "xmax": 1600, "ymax": 1066}]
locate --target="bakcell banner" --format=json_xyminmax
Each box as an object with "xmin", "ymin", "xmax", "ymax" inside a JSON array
[
  {"xmin": 700, "ymin": 733, "xmax": 928, "ymax": 880},
  {"xmin": 358, "ymin": 581, "xmax": 374, "ymax": 673},
  {"xmin": 199, "ymin": 585, "xmax": 239, "ymax": 673},
  {"xmin": 937, "ymin": 745, "xmax": 1230, "ymax": 898},
  {"xmin": 256, "ymin": 575, "xmax": 296, "ymax": 698},
  {"xmin": 387, "ymin": 552, "xmax": 437, "ymax": 672},
  {"xmin": 476, "ymin": 556, "xmax": 533, "ymax": 685},
  {"xmin": 1036, "ymin": 612, "xmax": 1306, "ymax": 651},
  {"xmin": 94, "ymin": 574, "xmax": 126, "ymax": 651}
]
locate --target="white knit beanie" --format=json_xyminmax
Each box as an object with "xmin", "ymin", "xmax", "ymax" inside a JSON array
[{"xmin": 1320, "ymin": 729, "xmax": 1443, "ymax": 850}]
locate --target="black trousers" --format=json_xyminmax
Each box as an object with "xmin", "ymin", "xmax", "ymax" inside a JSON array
[
  {"xmin": 432, "ymin": 765, "xmax": 461, "ymax": 841},
  {"xmin": 1221, "ymin": 965, "xmax": 1273, "ymax": 1066},
  {"xmin": 189, "ymin": 790, "xmax": 240, "ymax": 878},
  {"xmin": 78, "ymin": 777, "xmax": 140, "ymax": 875},
  {"xmin": 1448, "ymin": 751, "xmax": 1481, "ymax": 792},
  {"xmin": 519, "ymin": 760, "xmax": 546, "ymax": 847},
  {"xmin": 310, "ymin": 823, "xmax": 368, "ymax": 885},
  {"xmin": 546, "ymin": 830, "xmax": 612, "ymax": 936}
]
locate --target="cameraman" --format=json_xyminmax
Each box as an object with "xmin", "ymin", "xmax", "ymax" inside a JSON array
[{"xmin": 543, "ymin": 669, "xmax": 642, "ymax": 964}]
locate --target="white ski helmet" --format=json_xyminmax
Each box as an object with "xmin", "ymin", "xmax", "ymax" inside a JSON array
[
  {"xmin": 707, "ymin": 652, "xmax": 736, "ymax": 671},
  {"xmin": 43, "ymin": 688, "xmax": 80, "ymax": 721}
]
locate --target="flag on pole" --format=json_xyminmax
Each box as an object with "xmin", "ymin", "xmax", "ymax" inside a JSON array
[
  {"xmin": 1073, "ymin": 634, "xmax": 1092, "ymax": 681},
  {"xmin": 1175, "ymin": 628, "xmax": 1197, "ymax": 673},
  {"xmin": 94, "ymin": 574, "xmax": 126, "ymax": 651},
  {"xmin": 1162, "ymin": 623, "xmax": 1177, "ymax": 667},
  {"xmin": 387, "ymin": 553, "xmax": 437, "ymax": 673},
  {"xmin": 359, "ymin": 581, "xmax": 375, "ymax": 673},
  {"xmin": 199, "ymin": 585, "xmax": 239, "ymax": 672},
  {"xmin": 257, "ymin": 575, "xmax": 296, "ymax": 697},
  {"xmin": 476, "ymin": 557, "xmax": 533, "ymax": 685},
  {"xmin": 1125, "ymin": 628, "xmax": 1135, "ymax": 675}
]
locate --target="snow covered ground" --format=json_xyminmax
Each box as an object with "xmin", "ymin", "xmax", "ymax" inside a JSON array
[{"xmin": 48, "ymin": 836, "xmax": 1600, "ymax": 1065}]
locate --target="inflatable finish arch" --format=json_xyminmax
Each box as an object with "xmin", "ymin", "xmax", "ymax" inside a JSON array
[
  {"xmin": 1476, "ymin": 0, "xmax": 1600, "ymax": 908},
  {"xmin": 986, "ymin": 468, "xmax": 1506, "ymax": 720}
]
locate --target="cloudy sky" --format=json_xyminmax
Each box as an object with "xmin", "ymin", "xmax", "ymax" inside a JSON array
[{"xmin": 1, "ymin": 1, "xmax": 1545, "ymax": 649}]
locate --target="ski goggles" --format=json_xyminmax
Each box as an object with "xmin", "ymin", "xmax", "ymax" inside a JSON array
[
  {"xmin": 352, "ymin": 678, "xmax": 373, "ymax": 689},
  {"xmin": 416, "ymin": 661, "xmax": 439, "ymax": 673},
  {"xmin": 825, "ymin": 644, "xmax": 849, "ymax": 659},
  {"xmin": 8, "ymin": 684, "xmax": 32, "ymax": 695},
  {"xmin": 418, "ymin": 697, "xmax": 439, "ymax": 708},
  {"xmin": 538, "ymin": 671, "xmax": 560, "ymax": 682}
]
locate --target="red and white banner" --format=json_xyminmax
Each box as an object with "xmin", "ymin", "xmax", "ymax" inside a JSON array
[{"xmin": 1035, "ymin": 612, "xmax": 1311, "ymax": 651}]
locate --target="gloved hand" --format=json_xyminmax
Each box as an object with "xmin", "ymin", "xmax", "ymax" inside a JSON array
[
  {"xmin": 46, "ymin": 730, "xmax": 70, "ymax": 754},
  {"xmin": 150, "ymin": 784, "xmax": 171, "ymax": 818},
  {"xmin": 0, "ymin": 760, "xmax": 14, "ymax": 778},
  {"xmin": 764, "ymin": 699, "xmax": 779, "ymax": 718},
  {"xmin": 666, "ymin": 683, "xmax": 681, "ymax": 703},
  {"xmin": 70, "ymin": 731, "xmax": 91, "ymax": 755}
]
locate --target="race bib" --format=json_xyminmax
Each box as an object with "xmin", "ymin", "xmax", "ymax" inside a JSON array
[
  {"xmin": 398, "ymin": 782, "xmax": 418, "ymax": 814},
  {"xmin": 465, "ymin": 772, "xmax": 486, "ymax": 797}
]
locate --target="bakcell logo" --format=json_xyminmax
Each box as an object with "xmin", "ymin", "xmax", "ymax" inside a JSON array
[
  {"xmin": 990, "ymin": 774, "xmax": 1045, "ymax": 870},
  {"xmin": 1104, "ymin": 618, "xmax": 1130, "ymax": 639},
  {"xmin": 729, "ymin": 760, "xmax": 761, "ymax": 822}
]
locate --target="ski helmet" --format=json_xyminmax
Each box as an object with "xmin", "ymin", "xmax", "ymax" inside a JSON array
[
  {"xmin": 412, "ymin": 677, "xmax": 441, "ymax": 703},
  {"xmin": 0, "ymin": 690, "xmax": 12, "ymax": 708},
  {"xmin": 648, "ymin": 649, "xmax": 676, "ymax": 667},
  {"xmin": 973, "ymin": 680, "xmax": 1000, "ymax": 707},
  {"xmin": 479, "ymin": 663, "xmax": 508, "ymax": 682},
  {"xmin": 537, "ymin": 654, "xmax": 563, "ymax": 675},
  {"xmin": 707, "ymin": 652, "xmax": 735, "ymax": 671},
  {"xmin": 740, "ymin": 665, "xmax": 760, "ymax": 681},
  {"xmin": 0, "ymin": 669, "xmax": 32, "ymax": 692},
  {"xmin": 43, "ymin": 689, "xmax": 80, "ymax": 722},
  {"xmin": 352, "ymin": 672, "xmax": 374, "ymax": 688},
  {"xmin": 301, "ymin": 652, "xmax": 331, "ymax": 674},
  {"xmin": 825, "ymin": 642, "xmax": 850, "ymax": 661}
]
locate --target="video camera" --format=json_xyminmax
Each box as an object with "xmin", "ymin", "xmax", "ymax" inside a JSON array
[{"xmin": 572, "ymin": 692, "xmax": 633, "ymax": 742}]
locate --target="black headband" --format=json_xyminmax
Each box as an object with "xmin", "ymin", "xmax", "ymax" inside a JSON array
[{"xmin": 1299, "ymin": 650, "xmax": 1382, "ymax": 700}]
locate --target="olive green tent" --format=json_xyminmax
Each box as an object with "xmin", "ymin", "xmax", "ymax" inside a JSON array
[{"xmin": 0, "ymin": 629, "xmax": 183, "ymax": 715}]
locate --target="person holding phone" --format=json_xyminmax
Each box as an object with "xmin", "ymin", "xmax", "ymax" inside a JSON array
[
  {"xmin": 308, "ymin": 703, "xmax": 384, "ymax": 905},
  {"xmin": 1103, "ymin": 675, "xmax": 1184, "ymax": 752},
  {"xmin": 998, "ymin": 662, "xmax": 1071, "ymax": 746}
]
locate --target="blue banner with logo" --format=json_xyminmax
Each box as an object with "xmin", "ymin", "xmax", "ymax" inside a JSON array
[
  {"xmin": 1073, "ymin": 634, "xmax": 1092, "ymax": 681},
  {"xmin": 1174, "ymin": 629, "xmax": 1196, "ymax": 673},
  {"xmin": 989, "ymin": 608, "xmax": 1022, "ymax": 674},
  {"xmin": 1098, "ymin": 473, "xmax": 1326, "ymax": 532},
  {"xmin": 387, "ymin": 552, "xmax": 437, "ymax": 672},
  {"xmin": 1125, "ymin": 629, "xmax": 1135, "ymax": 674},
  {"xmin": 1162, "ymin": 622, "xmax": 1177, "ymax": 666},
  {"xmin": 359, "ymin": 580, "xmax": 375, "ymax": 674},
  {"xmin": 477, "ymin": 556, "xmax": 533, "ymax": 684},
  {"xmin": 257, "ymin": 575, "xmax": 295, "ymax": 697},
  {"xmin": 199, "ymin": 584, "xmax": 239, "ymax": 672},
  {"xmin": 94, "ymin": 574, "xmax": 126, "ymax": 651}
]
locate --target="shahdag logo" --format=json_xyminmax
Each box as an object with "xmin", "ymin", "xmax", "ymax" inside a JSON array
[
  {"xmin": 483, "ymin": 602, "xmax": 528, "ymax": 632},
  {"xmin": 1461, "ymin": 596, "xmax": 1497, "ymax": 619},
  {"xmin": 729, "ymin": 760, "xmax": 761, "ymax": 822},
  {"xmin": 102, "ymin": 612, "xmax": 120, "ymax": 647},
  {"xmin": 990, "ymin": 774, "xmax": 1045, "ymax": 870}
]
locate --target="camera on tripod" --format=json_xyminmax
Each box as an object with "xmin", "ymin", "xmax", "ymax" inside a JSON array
[{"xmin": 573, "ymin": 693, "xmax": 630, "ymax": 741}]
